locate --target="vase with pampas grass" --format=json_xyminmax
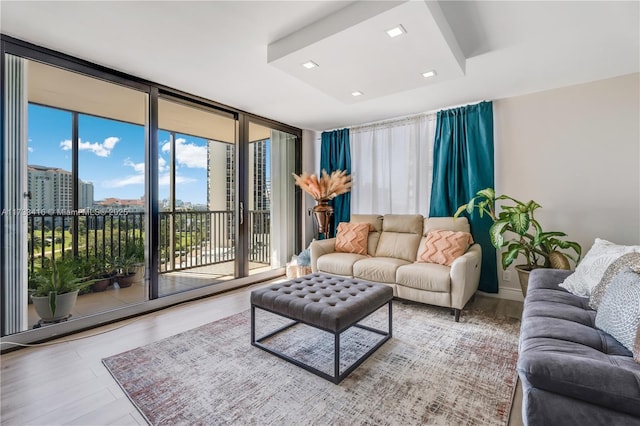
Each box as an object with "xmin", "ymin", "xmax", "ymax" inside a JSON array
[{"xmin": 292, "ymin": 170, "xmax": 352, "ymax": 238}]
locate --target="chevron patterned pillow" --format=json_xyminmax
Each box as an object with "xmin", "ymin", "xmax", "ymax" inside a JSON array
[
  {"xmin": 418, "ymin": 230, "xmax": 474, "ymax": 266},
  {"xmin": 335, "ymin": 222, "xmax": 370, "ymax": 255}
]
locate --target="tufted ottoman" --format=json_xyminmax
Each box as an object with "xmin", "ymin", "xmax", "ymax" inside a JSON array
[{"xmin": 251, "ymin": 273, "xmax": 393, "ymax": 384}]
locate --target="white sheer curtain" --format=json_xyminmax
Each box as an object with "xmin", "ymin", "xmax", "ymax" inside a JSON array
[
  {"xmin": 269, "ymin": 129, "xmax": 297, "ymax": 268},
  {"xmin": 350, "ymin": 114, "xmax": 436, "ymax": 215},
  {"xmin": 3, "ymin": 54, "xmax": 29, "ymax": 334}
]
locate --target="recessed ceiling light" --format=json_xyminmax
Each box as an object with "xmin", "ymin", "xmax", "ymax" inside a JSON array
[
  {"xmin": 301, "ymin": 61, "xmax": 319, "ymax": 69},
  {"xmin": 386, "ymin": 25, "xmax": 406, "ymax": 38},
  {"xmin": 422, "ymin": 70, "xmax": 437, "ymax": 78},
  {"xmin": 351, "ymin": 91, "xmax": 363, "ymax": 97}
]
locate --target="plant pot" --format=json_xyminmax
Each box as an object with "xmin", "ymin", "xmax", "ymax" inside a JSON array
[
  {"xmin": 133, "ymin": 264, "xmax": 145, "ymax": 281},
  {"xmin": 90, "ymin": 274, "xmax": 113, "ymax": 292},
  {"xmin": 31, "ymin": 290, "xmax": 79, "ymax": 322},
  {"xmin": 515, "ymin": 265, "xmax": 543, "ymax": 298},
  {"xmin": 116, "ymin": 273, "xmax": 137, "ymax": 288}
]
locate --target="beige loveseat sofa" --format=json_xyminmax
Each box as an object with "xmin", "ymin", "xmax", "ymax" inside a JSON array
[{"xmin": 310, "ymin": 214, "xmax": 482, "ymax": 321}]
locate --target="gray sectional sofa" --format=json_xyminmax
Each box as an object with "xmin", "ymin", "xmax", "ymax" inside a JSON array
[{"xmin": 518, "ymin": 268, "xmax": 640, "ymax": 425}]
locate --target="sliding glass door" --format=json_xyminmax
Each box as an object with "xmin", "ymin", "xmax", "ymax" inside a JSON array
[
  {"xmin": 247, "ymin": 120, "xmax": 298, "ymax": 276},
  {"xmin": 1, "ymin": 36, "xmax": 301, "ymax": 341},
  {"xmin": 3, "ymin": 56, "xmax": 149, "ymax": 333},
  {"xmin": 157, "ymin": 97, "xmax": 237, "ymax": 296}
]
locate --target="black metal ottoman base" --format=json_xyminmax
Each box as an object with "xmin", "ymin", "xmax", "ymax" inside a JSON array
[{"xmin": 251, "ymin": 300, "xmax": 392, "ymax": 384}]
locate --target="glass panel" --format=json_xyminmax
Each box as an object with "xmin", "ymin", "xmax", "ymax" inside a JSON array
[
  {"xmin": 27, "ymin": 104, "xmax": 72, "ymax": 275},
  {"xmin": 13, "ymin": 59, "xmax": 148, "ymax": 332},
  {"xmin": 158, "ymin": 98, "xmax": 236, "ymax": 296},
  {"xmin": 78, "ymin": 113, "xmax": 146, "ymax": 304},
  {"xmin": 248, "ymin": 123, "xmax": 297, "ymax": 276}
]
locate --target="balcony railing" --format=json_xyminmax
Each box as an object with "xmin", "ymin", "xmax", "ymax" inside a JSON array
[{"xmin": 28, "ymin": 210, "xmax": 271, "ymax": 274}]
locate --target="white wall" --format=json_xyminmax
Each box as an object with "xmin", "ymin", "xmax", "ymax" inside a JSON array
[
  {"xmin": 301, "ymin": 129, "xmax": 321, "ymax": 247},
  {"xmin": 299, "ymin": 73, "xmax": 640, "ymax": 300},
  {"xmin": 494, "ymin": 73, "xmax": 640, "ymax": 299}
]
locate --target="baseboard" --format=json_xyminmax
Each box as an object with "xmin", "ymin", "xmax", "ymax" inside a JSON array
[{"xmin": 478, "ymin": 286, "xmax": 524, "ymax": 302}]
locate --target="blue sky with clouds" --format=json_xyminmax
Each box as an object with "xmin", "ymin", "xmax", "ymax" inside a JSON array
[{"xmin": 28, "ymin": 104, "xmax": 209, "ymax": 204}]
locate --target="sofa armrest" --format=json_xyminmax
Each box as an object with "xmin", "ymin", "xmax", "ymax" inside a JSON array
[
  {"xmin": 310, "ymin": 238, "xmax": 336, "ymax": 272},
  {"xmin": 450, "ymin": 244, "xmax": 482, "ymax": 310}
]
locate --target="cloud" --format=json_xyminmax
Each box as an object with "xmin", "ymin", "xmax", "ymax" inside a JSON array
[
  {"xmin": 104, "ymin": 174, "xmax": 145, "ymax": 188},
  {"xmin": 106, "ymin": 172, "xmax": 194, "ymax": 188},
  {"xmin": 124, "ymin": 158, "xmax": 145, "ymax": 174},
  {"xmin": 60, "ymin": 136, "xmax": 120, "ymax": 157},
  {"xmin": 158, "ymin": 156, "xmax": 168, "ymax": 173},
  {"xmin": 103, "ymin": 156, "xmax": 194, "ymax": 188},
  {"xmin": 103, "ymin": 137, "xmax": 119, "ymax": 150},
  {"xmin": 28, "ymin": 147, "xmax": 34, "ymax": 152},
  {"xmin": 161, "ymin": 138, "xmax": 207, "ymax": 169}
]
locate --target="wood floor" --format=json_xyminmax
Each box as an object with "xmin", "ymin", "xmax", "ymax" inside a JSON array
[{"xmin": 1, "ymin": 281, "xmax": 524, "ymax": 426}]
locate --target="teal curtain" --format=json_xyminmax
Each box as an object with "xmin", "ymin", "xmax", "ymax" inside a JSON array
[
  {"xmin": 429, "ymin": 101, "xmax": 498, "ymax": 293},
  {"xmin": 320, "ymin": 128, "xmax": 351, "ymax": 238}
]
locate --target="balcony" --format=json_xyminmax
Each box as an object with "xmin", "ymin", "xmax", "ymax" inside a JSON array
[{"xmin": 27, "ymin": 210, "xmax": 271, "ymax": 327}]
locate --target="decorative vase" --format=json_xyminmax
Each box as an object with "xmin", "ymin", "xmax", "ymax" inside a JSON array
[{"xmin": 312, "ymin": 199, "xmax": 334, "ymax": 239}]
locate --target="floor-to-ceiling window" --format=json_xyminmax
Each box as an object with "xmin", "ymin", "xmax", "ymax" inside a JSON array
[
  {"xmin": 1, "ymin": 37, "xmax": 300, "ymax": 343},
  {"xmin": 247, "ymin": 121, "xmax": 298, "ymax": 276},
  {"xmin": 6, "ymin": 59, "xmax": 150, "ymax": 331},
  {"xmin": 157, "ymin": 97, "xmax": 240, "ymax": 296}
]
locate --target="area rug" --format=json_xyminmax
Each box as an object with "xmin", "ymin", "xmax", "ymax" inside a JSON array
[{"xmin": 103, "ymin": 301, "xmax": 520, "ymax": 425}]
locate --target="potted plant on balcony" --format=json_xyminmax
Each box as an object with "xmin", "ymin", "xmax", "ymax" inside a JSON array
[
  {"xmin": 114, "ymin": 254, "xmax": 139, "ymax": 288},
  {"xmin": 30, "ymin": 259, "xmax": 97, "ymax": 322},
  {"xmin": 454, "ymin": 188, "xmax": 582, "ymax": 296},
  {"xmin": 112, "ymin": 238, "xmax": 145, "ymax": 288},
  {"xmin": 90, "ymin": 255, "xmax": 117, "ymax": 292}
]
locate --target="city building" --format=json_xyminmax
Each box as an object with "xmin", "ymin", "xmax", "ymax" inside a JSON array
[{"xmin": 27, "ymin": 165, "xmax": 93, "ymax": 210}]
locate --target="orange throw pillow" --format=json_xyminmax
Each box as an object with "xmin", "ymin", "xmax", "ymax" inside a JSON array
[
  {"xmin": 418, "ymin": 230, "xmax": 474, "ymax": 266},
  {"xmin": 335, "ymin": 222, "xmax": 370, "ymax": 255}
]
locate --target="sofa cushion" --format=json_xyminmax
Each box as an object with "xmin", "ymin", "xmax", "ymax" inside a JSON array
[
  {"xmin": 375, "ymin": 215, "xmax": 423, "ymax": 262},
  {"xmin": 351, "ymin": 214, "xmax": 383, "ymax": 232},
  {"xmin": 335, "ymin": 222, "xmax": 370, "ymax": 255},
  {"xmin": 316, "ymin": 252, "xmax": 367, "ymax": 276},
  {"xmin": 350, "ymin": 214, "xmax": 383, "ymax": 255},
  {"xmin": 423, "ymin": 217, "xmax": 470, "ymax": 235},
  {"xmin": 595, "ymin": 269, "xmax": 640, "ymax": 352},
  {"xmin": 353, "ymin": 257, "xmax": 410, "ymax": 284},
  {"xmin": 520, "ymin": 309, "xmax": 629, "ymax": 356},
  {"xmin": 524, "ymin": 292, "xmax": 595, "ymax": 327},
  {"xmin": 375, "ymin": 232, "xmax": 422, "ymax": 262},
  {"xmin": 382, "ymin": 214, "xmax": 423, "ymax": 234},
  {"xmin": 560, "ymin": 238, "xmax": 640, "ymax": 297},
  {"xmin": 396, "ymin": 263, "xmax": 451, "ymax": 292},
  {"xmin": 528, "ymin": 268, "xmax": 574, "ymax": 291},
  {"xmin": 590, "ymin": 253, "xmax": 640, "ymax": 310},
  {"xmin": 417, "ymin": 230, "xmax": 473, "ymax": 266},
  {"xmin": 518, "ymin": 341, "xmax": 640, "ymax": 417}
]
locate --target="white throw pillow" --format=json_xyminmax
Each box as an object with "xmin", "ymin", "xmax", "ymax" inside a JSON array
[
  {"xmin": 559, "ymin": 238, "xmax": 640, "ymax": 297},
  {"xmin": 595, "ymin": 268, "xmax": 640, "ymax": 352}
]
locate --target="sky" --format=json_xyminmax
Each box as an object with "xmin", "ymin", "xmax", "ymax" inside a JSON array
[{"xmin": 28, "ymin": 104, "xmax": 210, "ymax": 205}]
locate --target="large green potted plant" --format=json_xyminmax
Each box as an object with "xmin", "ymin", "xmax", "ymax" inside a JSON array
[
  {"xmin": 454, "ymin": 188, "xmax": 582, "ymax": 296},
  {"xmin": 30, "ymin": 258, "xmax": 97, "ymax": 322}
]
